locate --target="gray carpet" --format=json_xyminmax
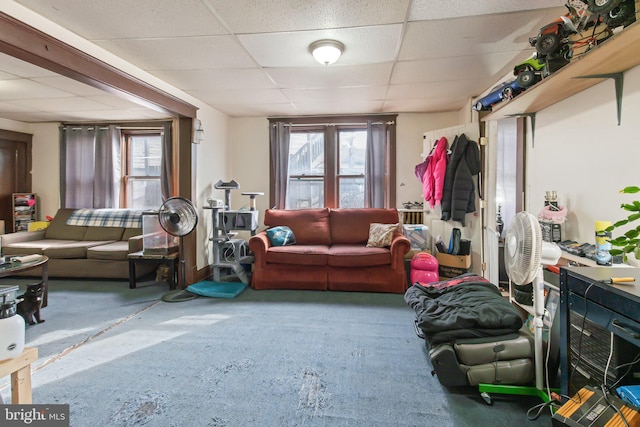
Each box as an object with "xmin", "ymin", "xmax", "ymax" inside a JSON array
[{"xmin": 0, "ymin": 278, "xmax": 554, "ymax": 426}]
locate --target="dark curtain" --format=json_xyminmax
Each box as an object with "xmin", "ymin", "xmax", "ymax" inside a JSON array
[
  {"xmin": 270, "ymin": 122, "xmax": 291, "ymax": 209},
  {"xmin": 364, "ymin": 120, "xmax": 390, "ymax": 208},
  {"xmin": 160, "ymin": 121, "xmax": 174, "ymax": 201},
  {"xmin": 60, "ymin": 125, "xmax": 121, "ymax": 208}
]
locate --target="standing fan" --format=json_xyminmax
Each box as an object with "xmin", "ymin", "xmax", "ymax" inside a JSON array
[
  {"xmin": 480, "ymin": 211, "xmax": 561, "ymax": 403},
  {"xmin": 158, "ymin": 197, "xmax": 198, "ymax": 299}
]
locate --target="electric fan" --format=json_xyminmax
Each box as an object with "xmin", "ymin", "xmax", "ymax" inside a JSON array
[
  {"xmin": 480, "ymin": 211, "xmax": 561, "ymax": 403},
  {"xmin": 158, "ymin": 197, "xmax": 198, "ymax": 295}
]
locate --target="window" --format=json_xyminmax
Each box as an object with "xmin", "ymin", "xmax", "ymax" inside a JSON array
[
  {"xmin": 122, "ymin": 132, "xmax": 162, "ymax": 209},
  {"xmin": 270, "ymin": 115, "xmax": 396, "ymax": 209}
]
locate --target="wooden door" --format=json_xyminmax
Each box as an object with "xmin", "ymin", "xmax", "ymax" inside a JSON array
[{"xmin": 0, "ymin": 130, "xmax": 32, "ymax": 233}]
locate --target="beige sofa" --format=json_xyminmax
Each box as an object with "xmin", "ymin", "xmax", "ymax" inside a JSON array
[{"xmin": 1, "ymin": 208, "xmax": 153, "ymax": 279}]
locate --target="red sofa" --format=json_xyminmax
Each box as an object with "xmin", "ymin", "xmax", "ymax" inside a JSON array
[{"xmin": 248, "ymin": 208, "xmax": 410, "ymax": 293}]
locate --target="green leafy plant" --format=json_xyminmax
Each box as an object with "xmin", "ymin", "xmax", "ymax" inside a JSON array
[{"xmin": 606, "ymin": 186, "xmax": 640, "ymax": 257}]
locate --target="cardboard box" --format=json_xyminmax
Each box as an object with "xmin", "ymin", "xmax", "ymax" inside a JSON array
[
  {"xmin": 436, "ymin": 252, "xmax": 471, "ymax": 279},
  {"xmin": 403, "ymin": 225, "xmax": 430, "ymax": 250}
]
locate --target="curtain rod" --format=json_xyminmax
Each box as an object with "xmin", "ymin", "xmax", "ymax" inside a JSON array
[{"xmin": 274, "ymin": 121, "xmax": 394, "ymax": 127}]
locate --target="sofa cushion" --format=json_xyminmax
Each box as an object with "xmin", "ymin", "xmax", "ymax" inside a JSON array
[
  {"xmin": 1, "ymin": 242, "xmax": 46, "ymax": 256},
  {"xmin": 3, "ymin": 239, "xmax": 94, "ymax": 256},
  {"xmin": 265, "ymin": 244, "xmax": 329, "ymax": 266},
  {"xmin": 366, "ymin": 223, "xmax": 401, "ymax": 248},
  {"xmin": 266, "ymin": 226, "xmax": 296, "ymax": 246},
  {"xmin": 328, "ymin": 244, "xmax": 392, "ymax": 267},
  {"xmin": 264, "ymin": 208, "xmax": 330, "ymax": 245},
  {"xmin": 83, "ymin": 226, "xmax": 124, "ymax": 241},
  {"xmin": 45, "ymin": 209, "xmax": 87, "ymax": 240},
  {"xmin": 43, "ymin": 240, "xmax": 115, "ymax": 259},
  {"xmin": 87, "ymin": 241, "xmax": 130, "ymax": 261},
  {"xmin": 330, "ymin": 208, "xmax": 400, "ymax": 245},
  {"xmin": 122, "ymin": 228, "xmax": 142, "ymax": 241}
]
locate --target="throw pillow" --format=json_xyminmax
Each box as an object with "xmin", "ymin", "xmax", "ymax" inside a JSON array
[
  {"xmin": 366, "ymin": 223, "xmax": 400, "ymax": 248},
  {"xmin": 266, "ymin": 226, "xmax": 297, "ymax": 246}
]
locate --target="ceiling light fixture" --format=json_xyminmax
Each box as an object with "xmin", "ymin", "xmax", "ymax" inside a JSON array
[
  {"xmin": 309, "ymin": 39, "xmax": 344, "ymax": 66},
  {"xmin": 193, "ymin": 119, "xmax": 204, "ymax": 144}
]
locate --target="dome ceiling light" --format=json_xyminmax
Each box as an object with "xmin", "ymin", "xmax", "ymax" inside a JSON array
[{"xmin": 309, "ymin": 39, "xmax": 345, "ymax": 66}]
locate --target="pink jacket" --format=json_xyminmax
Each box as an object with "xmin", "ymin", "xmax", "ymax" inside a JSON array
[{"xmin": 422, "ymin": 137, "xmax": 448, "ymax": 209}]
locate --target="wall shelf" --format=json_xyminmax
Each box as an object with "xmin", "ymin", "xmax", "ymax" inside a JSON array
[{"xmin": 483, "ymin": 21, "xmax": 640, "ymax": 122}]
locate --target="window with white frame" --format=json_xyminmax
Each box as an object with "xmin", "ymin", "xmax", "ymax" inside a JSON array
[{"xmin": 122, "ymin": 132, "xmax": 162, "ymax": 209}]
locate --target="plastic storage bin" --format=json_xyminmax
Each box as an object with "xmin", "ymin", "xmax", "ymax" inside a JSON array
[{"xmin": 142, "ymin": 212, "xmax": 179, "ymax": 255}]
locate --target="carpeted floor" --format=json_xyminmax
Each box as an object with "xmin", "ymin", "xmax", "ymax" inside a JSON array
[{"xmin": 0, "ymin": 278, "xmax": 555, "ymax": 426}]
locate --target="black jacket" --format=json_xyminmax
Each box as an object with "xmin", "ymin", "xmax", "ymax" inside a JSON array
[{"xmin": 440, "ymin": 134, "xmax": 481, "ymax": 226}]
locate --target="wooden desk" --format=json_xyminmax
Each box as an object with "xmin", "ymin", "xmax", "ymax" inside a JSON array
[{"xmin": 0, "ymin": 347, "xmax": 38, "ymax": 404}]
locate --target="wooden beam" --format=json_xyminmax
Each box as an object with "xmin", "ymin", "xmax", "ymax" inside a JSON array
[{"xmin": 0, "ymin": 12, "xmax": 197, "ymax": 118}]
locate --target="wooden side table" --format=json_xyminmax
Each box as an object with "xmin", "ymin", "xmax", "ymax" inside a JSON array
[
  {"xmin": 127, "ymin": 251, "xmax": 178, "ymax": 290},
  {"xmin": 0, "ymin": 347, "xmax": 37, "ymax": 404}
]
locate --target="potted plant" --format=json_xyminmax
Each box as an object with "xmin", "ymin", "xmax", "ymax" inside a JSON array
[{"xmin": 606, "ymin": 186, "xmax": 640, "ymax": 259}]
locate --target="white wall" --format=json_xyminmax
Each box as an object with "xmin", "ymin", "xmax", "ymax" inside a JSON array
[
  {"xmin": 0, "ymin": 118, "xmax": 30, "ymax": 134},
  {"xmin": 30, "ymin": 123, "xmax": 61, "ymax": 219},
  {"xmin": 526, "ymin": 63, "xmax": 640, "ymax": 245},
  {"xmin": 194, "ymin": 107, "xmax": 231, "ymax": 269},
  {"xmin": 396, "ymin": 112, "xmax": 461, "ymax": 206}
]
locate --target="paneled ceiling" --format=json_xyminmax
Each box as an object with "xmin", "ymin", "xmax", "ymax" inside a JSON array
[{"xmin": 1, "ymin": 0, "xmax": 566, "ymax": 121}]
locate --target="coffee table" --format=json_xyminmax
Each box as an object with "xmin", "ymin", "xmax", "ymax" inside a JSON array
[{"xmin": 0, "ymin": 255, "xmax": 49, "ymax": 307}]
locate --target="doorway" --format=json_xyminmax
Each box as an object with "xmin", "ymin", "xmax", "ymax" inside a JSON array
[
  {"xmin": 0, "ymin": 129, "xmax": 32, "ymax": 233},
  {"xmin": 495, "ymin": 117, "xmax": 525, "ymax": 286}
]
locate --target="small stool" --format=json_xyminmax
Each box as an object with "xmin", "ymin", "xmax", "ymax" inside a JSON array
[{"xmin": 410, "ymin": 252, "xmax": 439, "ymax": 285}]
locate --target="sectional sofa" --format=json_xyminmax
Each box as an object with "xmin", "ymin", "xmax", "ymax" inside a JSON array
[
  {"xmin": 1, "ymin": 208, "xmax": 153, "ymax": 279},
  {"xmin": 249, "ymin": 208, "xmax": 411, "ymax": 293}
]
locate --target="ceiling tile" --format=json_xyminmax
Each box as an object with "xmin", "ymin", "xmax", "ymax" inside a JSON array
[
  {"xmin": 187, "ymin": 89, "xmax": 290, "ymax": 105},
  {"xmin": 392, "ymin": 51, "xmax": 531, "ymax": 85},
  {"xmin": 0, "ymin": 53, "xmax": 58, "ymax": 78},
  {"xmin": 151, "ymin": 68, "xmax": 276, "ymax": 91},
  {"xmin": 15, "ymin": 0, "xmax": 228, "ymax": 38},
  {"xmin": 31, "ymin": 76, "xmax": 111, "ymax": 96},
  {"xmin": 0, "ymin": 79, "xmax": 74, "ymax": 100},
  {"xmin": 0, "ymin": 101, "xmax": 39, "ymax": 113},
  {"xmin": 382, "ymin": 97, "xmax": 468, "ymax": 113},
  {"xmin": 8, "ymin": 96, "xmax": 115, "ymax": 112},
  {"xmin": 293, "ymin": 100, "xmax": 385, "ymax": 115},
  {"xmin": 206, "ymin": 0, "xmax": 410, "ymax": 33},
  {"xmin": 95, "ymin": 36, "xmax": 256, "ymax": 71},
  {"xmin": 85, "ymin": 95, "xmax": 152, "ymax": 110},
  {"xmin": 283, "ymin": 86, "xmax": 387, "ymax": 103},
  {"xmin": 388, "ymin": 79, "xmax": 496, "ymax": 101},
  {"xmin": 399, "ymin": 9, "xmax": 565, "ymax": 61},
  {"xmin": 213, "ymin": 103, "xmax": 298, "ymax": 118},
  {"xmin": 0, "ymin": 111, "xmax": 69, "ymax": 122},
  {"xmin": 266, "ymin": 63, "xmax": 393, "ymax": 89},
  {"xmin": 238, "ymin": 24, "xmax": 402, "ymax": 68},
  {"xmin": 408, "ymin": 0, "xmax": 563, "ymax": 21}
]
